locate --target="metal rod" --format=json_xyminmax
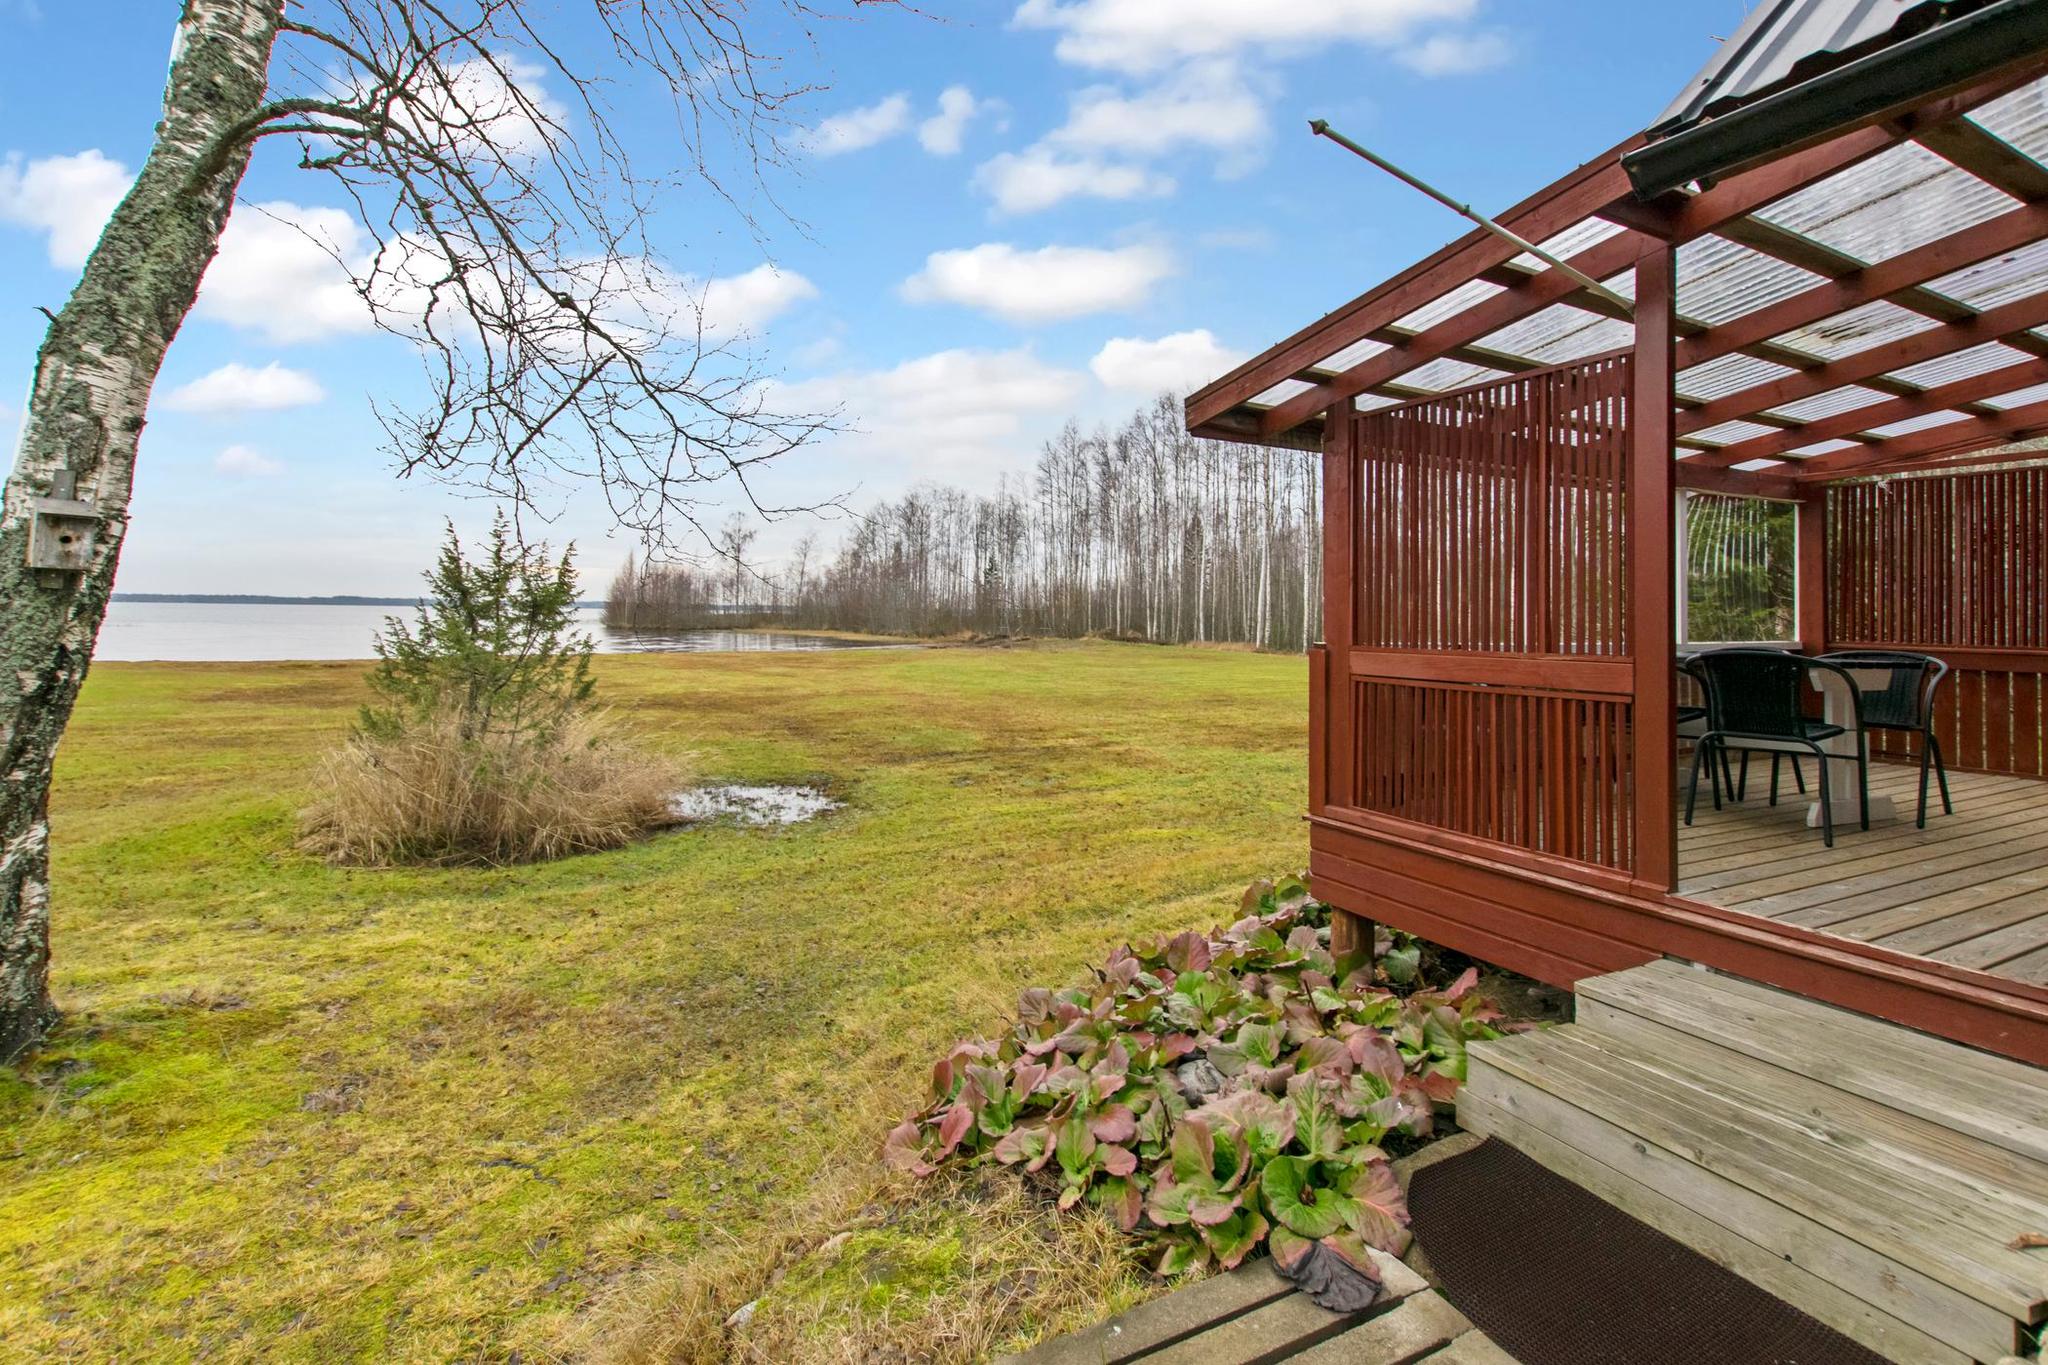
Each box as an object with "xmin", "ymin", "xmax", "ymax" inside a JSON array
[{"xmin": 1309, "ymin": 119, "xmax": 1636, "ymax": 317}]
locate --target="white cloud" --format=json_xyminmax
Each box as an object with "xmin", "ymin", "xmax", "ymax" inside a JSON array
[
  {"xmin": 698, "ymin": 264, "xmax": 818, "ymax": 335},
  {"xmin": 1397, "ymin": 29, "xmax": 1513, "ymax": 76},
  {"xmin": 196, "ymin": 202, "xmax": 376, "ymax": 344},
  {"xmin": 0, "ymin": 149, "xmax": 130, "ymax": 268},
  {"xmin": 775, "ymin": 347, "xmax": 1089, "ymax": 482},
  {"xmin": 1012, "ymin": 0, "xmax": 1478, "ymax": 74},
  {"xmin": 1051, "ymin": 62, "xmax": 1267, "ymax": 159},
  {"xmin": 1090, "ymin": 329, "xmax": 1245, "ymax": 394},
  {"xmin": 214, "ymin": 443, "xmax": 283, "ymax": 477},
  {"xmin": 414, "ymin": 55, "xmax": 567, "ymax": 158},
  {"xmin": 974, "ymin": 61, "xmax": 1264, "ymax": 214},
  {"xmin": 974, "ymin": 147, "xmax": 1174, "ymax": 215},
  {"xmin": 164, "ymin": 361, "xmax": 327, "ymax": 414},
  {"xmin": 902, "ymin": 241, "xmax": 1174, "ymax": 324},
  {"xmin": 919, "ymin": 85, "xmax": 991, "ymax": 155},
  {"xmin": 805, "ymin": 93, "xmax": 913, "ymax": 156}
]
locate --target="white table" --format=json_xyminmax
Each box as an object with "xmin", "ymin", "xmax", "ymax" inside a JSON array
[{"xmin": 1804, "ymin": 665, "xmax": 1897, "ymax": 830}]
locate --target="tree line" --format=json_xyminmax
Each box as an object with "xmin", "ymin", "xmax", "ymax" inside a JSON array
[{"xmin": 605, "ymin": 394, "xmax": 1325, "ymax": 650}]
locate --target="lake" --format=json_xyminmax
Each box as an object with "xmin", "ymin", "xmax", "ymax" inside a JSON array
[{"xmin": 94, "ymin": 601, "xmax": 894, "ymax": 662}]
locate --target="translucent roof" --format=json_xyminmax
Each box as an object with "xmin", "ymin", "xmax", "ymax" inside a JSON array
[{"xmin": 1196, "ymin": 70, "xmax": 2048, "ymax": 482}]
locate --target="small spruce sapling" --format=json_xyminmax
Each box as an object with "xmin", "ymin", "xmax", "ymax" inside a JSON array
[{"xmin": 362, "ymin": 512, "xmax": 595, "ymax": 746}]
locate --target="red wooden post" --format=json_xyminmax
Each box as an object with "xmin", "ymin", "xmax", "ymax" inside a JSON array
[
  {"xmin": 1321, "ymin": 402, "xmax": 1373, "ymax": 957},
  {"xmin": 1631, "ymin": 244, "xmax": 1680, "ymax": 893},
  {"xmin": 1796, "ymin": 487, "xmax": 1828, "ymax": 654}
]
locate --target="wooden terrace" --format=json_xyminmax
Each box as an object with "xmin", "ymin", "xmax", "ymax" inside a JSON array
[
  {"xmin": 1183, "ymin": 4, "xmax": 2048, "ymax": 1356},
  {"xmin": 1187, "ymin": 0, "xmax": 2048, "ymax": 1069}
]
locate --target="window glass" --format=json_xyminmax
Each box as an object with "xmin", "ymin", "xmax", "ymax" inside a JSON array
[{"xmin": 1683, "ymin": 493, "xmax": 1796, "ymax": 644}]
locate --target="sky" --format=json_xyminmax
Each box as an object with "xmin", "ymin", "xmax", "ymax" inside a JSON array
[{"xmin": 0, "ymin": 1, "xmax": 1754, "ymax": 596}]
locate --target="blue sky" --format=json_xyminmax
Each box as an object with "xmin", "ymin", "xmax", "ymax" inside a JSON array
[{"xmin": 1, "ymin": 1, "xmax": 1748, "ymax": 595}]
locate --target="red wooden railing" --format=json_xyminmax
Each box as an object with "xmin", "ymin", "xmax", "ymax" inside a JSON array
[
  {"xmin": 1346, "ymin": 354, "xmax": 1638, "ymax": 871},
  {"xmin": 1827, "ymin": 464, "xmax": 2048, "ymax": 778}
]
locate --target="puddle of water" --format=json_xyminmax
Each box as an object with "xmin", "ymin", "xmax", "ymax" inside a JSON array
[{"xmin": 666, "ymin": 784, "xmax": 840, "ymax": 827}]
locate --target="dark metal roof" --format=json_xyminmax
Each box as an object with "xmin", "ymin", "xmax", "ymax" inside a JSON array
[{"xmin": 1648, "ymin": 0, "xmax": 1999, "ymax": 138}]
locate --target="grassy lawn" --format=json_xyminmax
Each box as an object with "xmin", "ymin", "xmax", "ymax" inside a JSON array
[{"xmin": 0, "ymin": 640, "xmax": 1309, "ymax": 1361}]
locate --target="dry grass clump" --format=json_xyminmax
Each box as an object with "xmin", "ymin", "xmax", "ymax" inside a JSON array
[
  {"xmin": 570, "ymin": 1162, "xmax": 1155, "ymax": 1365},
  {"xmin": 300, "ymin": 709, "xmax": 684, "ymax": 866}
]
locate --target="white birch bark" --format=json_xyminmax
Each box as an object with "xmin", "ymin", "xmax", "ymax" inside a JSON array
[{"xmin": 0, "ymin": 0, "xmax": 283, "ymax": 1057}]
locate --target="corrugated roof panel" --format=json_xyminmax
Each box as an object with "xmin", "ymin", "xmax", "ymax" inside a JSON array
[
  {"xmin": 1768, "ymin": 297, "xmax": 1943, "ymax": 359},
  {"xmin": 1674, "ymin": 234, "xmax": 1828, "ymax": 325},
  {"xmin": 1679, "ymin": 352, "xmax": 1801, "ymax": 400},
  {"xmin": 1979, "ymin": 379, "xmax": 2048, "ymax": 406},
  {"xmin": 1754, "ymin": 140, "xmax": 2023, "ymax": 262},
  {"xmin": 1250, "ymin": 378, "xmax": 1315, "ymax": 408},
  {"xmin": 1689, "ymin": 419, "xmax": 1790, "ymax": 445},
  {"xmin": 1392, "ymin": 278, "xmax": 1502, "ymax": 335},
  {"xmin": 1865, "ymin": 409, "xmax": 1972, "ymax": 437},
  {"xmin": 1772, "ymin": 385, "xmax": 1893, "ymax": 421},
  {"xmin": 1504, "ymin": 217, "xmax": 1629, "ymax": 275},
  {"xmin": 1402, "ymin": 357, "xmax": 1509, "ymax": 392},
  {"xmin": 1319, "ymin": 337, "xmax": 1390, "ymax": 374},
  {"xmin": 1477, "ymin": 306, "xmax": 1631, "ymax": 366},
  {"xmin": 1922, "ymin": 237, "xmax": 2048, "ymax": 309},
  {"xmin": 1785, "ymin": 437, "xmax": 1867, "ymax": 456},
  {"xmin": 1890, "ymin": 339, "xmax": 2034, "ymax": 384},
  {"xmin": 1963, "ymin": 78, "xmax": 2048, "ymax": 159}
]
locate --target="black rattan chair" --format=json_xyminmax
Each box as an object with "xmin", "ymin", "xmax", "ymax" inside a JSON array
[
  {"xmin": 1686, "ymin": 649, "xmax": 1868, "ymax": 848},
  {"xmin": 1819, "ymin": 650, "xmax": 1952, "ymax": 828},
  {"xmin": 1678, "ymin": 656, "xmax": 1740, "ymax": 805}
]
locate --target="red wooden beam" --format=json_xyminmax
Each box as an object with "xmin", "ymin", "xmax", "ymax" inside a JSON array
[
  {"xmin": 1808, "ymin": 444, "xmax": 2048, "ymax": 485},
  {"xmin": 1916, "ymin": 118, "xmax": 2048, "ymax": 202},
  {"xmin": 1675, "ymin": 201, "xmax": 2048, "ymax": 372},
  {"xmin": 1678, "ymin": 287, "xmax": 2048, "ymax": 436},
  {"xmin": 1673, "ymin": 462, "xmax": 1799, "ymax": 499},
  {"xmin": 1789, "ymin": 396, "xmax": 2048, "ymax": 479},
  {"xmin": 1685, "ymin": 357, "xmax": 2048, "ymax": 468}
]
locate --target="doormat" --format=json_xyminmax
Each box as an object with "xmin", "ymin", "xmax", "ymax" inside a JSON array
[{"xmin": 1405, "ymin": 1137, "xmax": 1890, "ymax": 1365}]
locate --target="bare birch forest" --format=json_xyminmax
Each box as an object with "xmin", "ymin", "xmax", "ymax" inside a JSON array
[{"xmin": 605, "ymin": 395, "xmax": 1325, "ymax": 650}]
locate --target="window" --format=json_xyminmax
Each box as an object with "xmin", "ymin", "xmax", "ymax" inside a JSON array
[{"xmin": 1679, "ymin": 492, "xmax": 1796, "ymax": 646}]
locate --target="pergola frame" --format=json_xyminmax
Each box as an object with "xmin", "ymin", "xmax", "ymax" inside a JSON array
[
  {"xmin": 1191, "ymin": 47, "xmax": 2048, "ymax": 1065},
  {"xmin": 1190, "ymin": 61, "xmax": 2048, "ymax": 489}
]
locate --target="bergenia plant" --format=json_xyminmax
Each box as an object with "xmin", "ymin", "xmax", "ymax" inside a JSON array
[{"xmin": 883, "ymin": 875, "xmax": 1505, "ymax": 1308}]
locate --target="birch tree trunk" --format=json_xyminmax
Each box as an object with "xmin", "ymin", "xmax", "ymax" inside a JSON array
[{"xmin": 0, "ymin": 0, "xmax": 282, "ymax": 1058}]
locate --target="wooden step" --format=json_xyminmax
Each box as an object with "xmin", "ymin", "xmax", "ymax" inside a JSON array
[
  {"xmin": 1462, "ymin": 1019, "xmax": 2046, "ymax": 1363},
  {"xmin": 1577, "ymin": 957, "xmax": 2048, "ymax": 1164}
]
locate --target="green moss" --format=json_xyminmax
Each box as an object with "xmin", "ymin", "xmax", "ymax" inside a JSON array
[{"xmin": 0, "ymin": 641, "xmax": 1307, "ymax": 1360}]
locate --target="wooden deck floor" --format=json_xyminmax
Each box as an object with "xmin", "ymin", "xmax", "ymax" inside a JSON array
[{"xmin": 1677, "ymin": 761, "xmax": 2048, "ymax": 986}]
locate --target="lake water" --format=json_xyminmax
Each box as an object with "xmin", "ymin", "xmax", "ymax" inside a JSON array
[{"xmin": 94, "ymin": 601, "xmax": 892, "ymax": 662}]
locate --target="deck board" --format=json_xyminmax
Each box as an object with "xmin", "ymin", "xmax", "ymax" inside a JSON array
[{"xmin": 1678, "ymin": 764, "xmax": 2048, "ymax": 991}]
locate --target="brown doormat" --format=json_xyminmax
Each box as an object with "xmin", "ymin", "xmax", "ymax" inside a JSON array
[{"xmin": 1405, "ymin": 1137, "xmax": 1889, "ymax": 1365}]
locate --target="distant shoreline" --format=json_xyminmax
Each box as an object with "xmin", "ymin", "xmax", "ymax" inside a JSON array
[{"xmin": 113, "ymin": 593, "xmax": 607, "ymax": 607}]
